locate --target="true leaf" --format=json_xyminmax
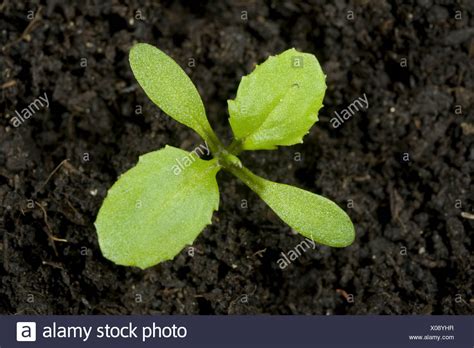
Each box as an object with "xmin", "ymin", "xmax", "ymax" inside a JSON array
[
  {"xmin": 129, "ymin": 43, "xmax": 220, "ymax": 150},
  {"xmin": 228, "ymin": 48, "xmax": 326, "ymax": 150},
  {"xmin": 229, "ymin": 166, "xmax": 354, "ymax": 247},
  {"xmin": 95, "ymin": 146, "xmax": 220, "ymax": 269}
]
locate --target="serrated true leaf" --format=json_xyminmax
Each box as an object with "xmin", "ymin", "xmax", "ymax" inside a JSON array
[
  {"xmin": 95, "ymin": 146, "xmax": 220, "ymax": 269},
  {"xmin": 228, "ymin": 48, "xmax": 326, "ymax": 150},
  {"xmin": 129, "ymin": 43, "xmax": 219, "ymax": 149},
  {"xmin": 229, "ymin": 166, "xmax": 354, "ymax": 247}
]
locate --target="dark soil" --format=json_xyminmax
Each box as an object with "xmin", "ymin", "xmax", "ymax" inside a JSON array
[{"xmin": 0, "ymin": 0, "xmax": 472, "ymax": 315}]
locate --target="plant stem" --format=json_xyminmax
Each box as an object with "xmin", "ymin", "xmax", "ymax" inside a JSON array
[
  {"xmin": 204, "ymin": 129, "xmax": 225, "ymax": 155},
  {"xmin": 227, "ymin": 139, "xmax": 243, "ymax": 155},
  {"xmin": 224, "ymin": 163, "xmax": 265, "ymax": 194}
]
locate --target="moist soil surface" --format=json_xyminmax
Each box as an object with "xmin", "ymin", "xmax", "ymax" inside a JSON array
[{"xmin": 0, "ymin": 0, "xmax": 473, "ymax": 314}]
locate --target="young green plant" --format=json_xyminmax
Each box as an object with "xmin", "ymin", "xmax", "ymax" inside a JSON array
[{"xmin": 95, "ymin": 43, "xmax": 355, "ymax": 269}]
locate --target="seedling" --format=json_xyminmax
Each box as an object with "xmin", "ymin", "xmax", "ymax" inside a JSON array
[{"xmin": 95, "ymin": 43, "xmax": 355, "ymax": 269}]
